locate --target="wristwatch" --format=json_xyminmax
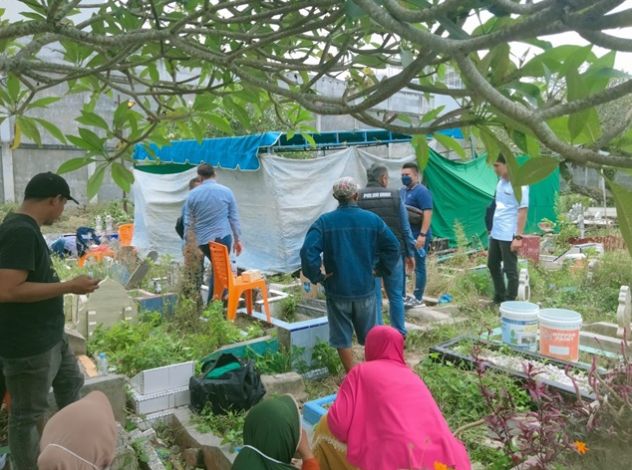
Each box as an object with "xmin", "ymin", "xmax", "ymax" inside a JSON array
[
  {"xmin": 513, "ymin": 235, "xmax": 523, "ymax": 240},
  {"xmin": 419, "ymin": 232, "xmax": 427, "ymax": 237}
]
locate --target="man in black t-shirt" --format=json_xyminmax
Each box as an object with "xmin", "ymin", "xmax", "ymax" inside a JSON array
[{"xmin": 0, "ymin": 172, "xmax": 100, "ymax": 470}]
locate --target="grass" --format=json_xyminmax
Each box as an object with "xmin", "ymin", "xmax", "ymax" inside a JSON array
[{"xmin": 193, "ymin": 407, "xmax": 246, "ymax": 451}]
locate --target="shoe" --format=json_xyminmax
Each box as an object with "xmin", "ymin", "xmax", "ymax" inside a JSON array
[{"xmin": 404, "ymin": 296, "xmax": 425, "ymax": 309}]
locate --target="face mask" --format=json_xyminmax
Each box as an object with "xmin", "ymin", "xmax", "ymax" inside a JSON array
[{"xmin": 401, "ymin": 175, "xmax": 413, "ymax": 186}]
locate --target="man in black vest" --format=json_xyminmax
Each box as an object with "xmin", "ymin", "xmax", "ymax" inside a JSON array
[{"xmin": 358, "ymin": 164, "xmax": 416, "ymax": 337}]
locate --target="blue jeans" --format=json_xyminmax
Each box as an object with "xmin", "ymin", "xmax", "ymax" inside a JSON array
[
  {"xmin": 375, "ymin": 257, "xmax": 406, "ymax": 336},
  {"xmin": 414, "ymin": 247, "xmax": 427, "ymax": 301},
  {"xmin": 326, "ymin": 295, "xmax": 377, "ymax": 349},
  {"xmin": 2, "ymin": 336, "xmax": 84, "ymax": 470},
  {"xmin": 199, "ymin": 234, "xmax": 232, "ymax": 303}
]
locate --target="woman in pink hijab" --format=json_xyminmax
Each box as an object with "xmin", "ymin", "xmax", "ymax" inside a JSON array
[{"xmin": 313, "ymin": 326, "xmax": 471, "ymax": 470}]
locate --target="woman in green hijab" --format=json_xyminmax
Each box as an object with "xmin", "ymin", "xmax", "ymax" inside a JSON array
[{"xmin": 232, "ymin": 394, "xmax": 319, "ymax": 470}]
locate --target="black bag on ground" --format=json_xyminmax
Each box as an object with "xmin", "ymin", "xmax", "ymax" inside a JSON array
[{"xmin": 189, "ymin": 353, "xmax": 265, "ymax": 414}]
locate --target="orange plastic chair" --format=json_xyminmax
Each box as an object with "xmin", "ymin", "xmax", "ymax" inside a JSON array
[
  {"xmin": 118, "ymin": 224, "xmax": 134, "ymax": 247},
  {"xmin": 77, "ymin": 245, "xmax": 116, "ymax": 267},
  {"xmin": 208, "ymin": 242, "xmax": 271, "ymax": 322}
]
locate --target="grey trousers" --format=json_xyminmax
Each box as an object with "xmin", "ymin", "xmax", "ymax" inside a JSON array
[{"xmin": 1, "ymin": 336, "xmax": 84, "ymax": 470}]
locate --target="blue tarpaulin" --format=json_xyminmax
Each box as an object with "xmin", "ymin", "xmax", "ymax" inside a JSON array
[{"xmin": 133, "ymin": 132, "xmax": 281, "ymax": 170}]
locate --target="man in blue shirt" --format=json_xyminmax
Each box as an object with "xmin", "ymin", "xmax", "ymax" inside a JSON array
[
  {"xmin": 358, "ymin": 164, "xmax": 416, "ymax": 337},
  {"xmin": 401, "ymin": 162, "xmax": 433, "ymax": 307},
  {"xmin": 488, "ymin": 154, "xmax": 529, "ymax": 303},
  {"xmin": 300, "ymin": 177, "xmax": 400, "ymax": 372},
  {"xmin": 184, "ymin": 164, "xmax": 243, "ymax": 301}
]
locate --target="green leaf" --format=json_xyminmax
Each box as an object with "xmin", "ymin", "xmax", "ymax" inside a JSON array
[
  {"xmin": 33, "ymin": 118, "xmax": 66, "ymax": 144},
  {"xmin": 27, "ymin": 96, "xmax": 60, "ymax": 109},
  {"xmin": 110, "ymin": 162, "xmax": 134, "ymax": 193},
  {"xmin": 345, "ymin": 0, "xmax": 365, "ymax": 20},
  {"xmin": 400, "ymin": 49, "xmax": 414, "ymax": 68},
  {"xmin": 301, "ymin": 133, "xmax": 316, "ymax": 148},
  {"xmin": 193, "ymin": 94, "xmax": 216, "ymax": 112},
  {"xmin": 87, "ymin": 165, "xmax": 106, "ymax": 200},
  {"xmin": 58, "ymin": 157, "xmax": 92, "ymax": 174},
  {"xmin": 606, "ymin": 179, "xmax": 632, "ymax": 259},
  {"xmin": 479, "ymin": 127, "xmax": 500, "ymax": 164},
  {"xmin": 515, "ymin": 157, "xmax": 559, "ymax": 186},
  {"xmin": 7, "ymin": 74, "xmax": 20, "ymax": 103},
  {"xmin": 420, "ymin": 106, "xmax": 445, "ymax": 124},
  {"xmin": 16, "ymin": 116, "xmax": 41, "ymax": 146},
  {"xmin": 76, "ymin": 111, "xmax": 109, "ymax": 131},
  {"xmin": 411, "ymin": 135, "xmax": 430, "ymax": 171},
  {"xmin": 355, "ymin": 55, "xmax": 385, "ymax": 68},
  {"xmin": 206, "ymin": 114, "xmax": 233, "ymax": 134},
  {"xmin": 78, "ymin": 128, "xmax": 105, "ymax": 153},
  {"xmin": 433, "ymin": 133, "xmax": 466, "ymax": 159}
]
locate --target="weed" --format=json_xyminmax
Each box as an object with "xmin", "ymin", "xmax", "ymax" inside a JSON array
[
  {"xmin": 193, "ymin": 407, "xmax": 246, "ymax": 451},
  {"xmin": 279, "ymin": 294, "xmax": 299, "ymax": 322},
  {"xmin": 311, "ymin": 340, "xmax": 342, "ymax": 376},
  {"xmin": 244, "ymin": 345, "xmax": 307, "ymax": 374}
]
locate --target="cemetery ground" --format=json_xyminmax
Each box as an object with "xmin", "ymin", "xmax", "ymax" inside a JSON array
[{"xmin": 1, "ymin": 196, "xmax": 631, "ymax": 469}]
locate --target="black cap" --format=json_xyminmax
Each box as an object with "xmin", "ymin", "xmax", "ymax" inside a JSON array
[{"xmin": 24, "ymin": 172, "xmax": 79, "ymax": 204}]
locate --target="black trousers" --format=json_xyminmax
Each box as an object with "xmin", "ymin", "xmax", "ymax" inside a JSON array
[{"xmin": 487, "ymin": 237, "xmax": 519, "ymax": 303}]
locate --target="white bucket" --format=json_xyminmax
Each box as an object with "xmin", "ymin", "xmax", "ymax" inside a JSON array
[
  {"xmin": 538, "ymin": 308, "xmax": 583, "ymax": 362},
  {"xmin": 500, "ymin": 301, "xmax": 539, "ymax": 351}
]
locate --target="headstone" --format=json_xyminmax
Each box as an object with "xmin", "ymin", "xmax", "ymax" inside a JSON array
[
  {"xmin": 75, "ymin": 278, "xmax": 138, "ymax": 338},
  {"xmin": 616, "ymin": 285, "xmax": 631, "ymax": 339},
  {"xmin": 125, "ymin": 250, "xmax": 158, "ymax": 289},
  {"xmin": 65, "ymin": 326, "xmax": 87, "ymax": 355},
  {"xmin": 517, "ymin": 268, "xmax": 530, "ymax": 301}
]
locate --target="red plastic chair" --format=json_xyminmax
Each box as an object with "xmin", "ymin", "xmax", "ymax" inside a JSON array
[{"xmin": 208, "ymin": 242, "xmax": 271, "ymax": 322}]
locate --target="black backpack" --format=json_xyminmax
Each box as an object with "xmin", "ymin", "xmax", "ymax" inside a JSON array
[{"xmin": 189, "ymin": 353, "xmax": 265, "ymax": 415}]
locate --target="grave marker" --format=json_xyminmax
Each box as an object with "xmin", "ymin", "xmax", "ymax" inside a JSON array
[{"xmin": 616, "ymin": 285, "xmax": 631, "ymax": 339}]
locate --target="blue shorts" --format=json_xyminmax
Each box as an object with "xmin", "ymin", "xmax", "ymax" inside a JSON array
[{"xmin": 326, "ymin": 295, "xmax": 377, "ymax": 349}]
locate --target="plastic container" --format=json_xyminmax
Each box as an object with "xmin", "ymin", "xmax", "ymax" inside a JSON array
[
  {"xmin": 500, "ymin": 301, "xmax": 539, "ymax": 352},
  {"xmin": 97, "ymin": 352, "xmax": 109, "ymax": 376},
  {"xmin": 538, "ymin": 308, "xmax": 582, "ymax": 362},
  {"xmin": 118, "ymin": 223, "xmax": 134, "ymax": 247}
]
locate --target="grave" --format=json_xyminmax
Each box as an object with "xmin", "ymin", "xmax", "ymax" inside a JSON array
[
  {"xmin": 130, "ymin": 361, "xmax": 195, "ymax": 417},
  {"xmin": 431, "ymin": 336, "xmax": 596, "ymax": 400},
  {"xmin": 128, "ymin": 289, "xmax": 177, "ymax": 318},
  {"xmin": 303, "ymin": 394, "xmax": 336, "ymax": 426},
  {"xmin": 248, "ymin": 299, "xmax": 329, "ymax": 366},
  {"xmin": 71, "ymin": 278, "xmax": 138, "ymax": 338},
  {"xmin": 254, "ymin": 289, "xmax": 289, "ymax": 317}
]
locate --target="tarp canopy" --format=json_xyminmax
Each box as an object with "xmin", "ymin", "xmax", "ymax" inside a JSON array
[
  {"xmin": 133, "ymin": 132, "xmax": 281, "ymax": 170},
  {"xmin": 132, "ymin": 143, "xmax": 558, "ymax": 272},
  {"xmin": 425, "ymin": 150, "xmax": 559, "ymax": 247}
]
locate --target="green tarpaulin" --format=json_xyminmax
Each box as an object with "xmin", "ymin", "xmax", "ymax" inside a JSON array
[{"xmin": 424, "ymin": 150, "xmax": 559, "ymax": 247}]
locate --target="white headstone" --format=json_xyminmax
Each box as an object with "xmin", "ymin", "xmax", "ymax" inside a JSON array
[
  {"xmin": 616, "ymin": 285, "xmax": 631, "ymax": 339},
  {"xmin": 517, "ymin": 268, "xmax": 530, "ymax": 301}
]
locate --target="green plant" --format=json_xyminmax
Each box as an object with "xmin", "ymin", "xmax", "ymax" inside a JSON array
[
  {"xmin": 311, "ymin": 341, "xmax": 342, "ymax": 376},
  {"xmin": 244, "ymin": 345, "xmax": 307, "ymax": 374},
  {"xmin": 193, "ymin": 407, "xmax": 246, "ymax": 451},
  {"xmin": 415, "ymin": 354, "xmax": 531, "ymax": 430},
  {"xmin": 279, "ymin": 294, "xmax": 299, "ymax": 322}
]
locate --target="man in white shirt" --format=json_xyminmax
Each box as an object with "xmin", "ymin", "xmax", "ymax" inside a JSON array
[{"xmin": 487, "ymin": 154, "xmax": 529, "ymax": 304}]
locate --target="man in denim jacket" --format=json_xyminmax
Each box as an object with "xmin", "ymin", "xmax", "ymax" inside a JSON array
[{"xmin": 300, "ymin": 177, "xmax": 400, "ymax": 372}]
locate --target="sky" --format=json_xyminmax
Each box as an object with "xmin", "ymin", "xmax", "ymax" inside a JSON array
[{"xmin": 2, "ymin": 0, "xmax": 632, "ymax": 71}]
